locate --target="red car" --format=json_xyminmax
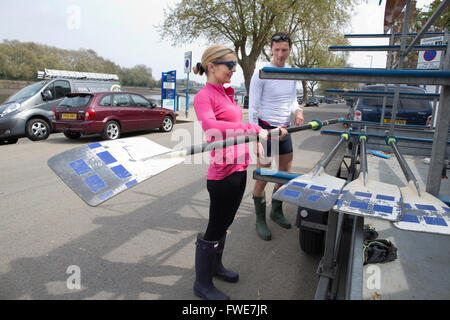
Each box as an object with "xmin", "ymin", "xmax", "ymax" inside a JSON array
[{"xmin": 53, "ymin": 92, "xmax": 175, "ymax": 140}]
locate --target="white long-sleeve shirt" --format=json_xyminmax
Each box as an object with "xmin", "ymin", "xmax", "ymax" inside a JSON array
[{"xmin": 248, "ymin": 63, "xmax": 301, "ymax": 127}]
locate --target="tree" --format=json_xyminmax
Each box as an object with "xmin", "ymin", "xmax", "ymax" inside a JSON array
[
  {"xmin": 0, "ymin": 40, "xmax": 156, "ymax": 87},
  {"xmin": 271, "ymin": 0, "xmax": 355, "ymax": 102},
  {"xmin": 159, "ymin": 0, "xmax": 304, "ymax": 92},
  {"xmin": 414, "ymin": 0, "xmax": 450, "ymax": 31},
  {"xmin": 159, "ymin": 0, "xmax": 356, "ymax": 94}
]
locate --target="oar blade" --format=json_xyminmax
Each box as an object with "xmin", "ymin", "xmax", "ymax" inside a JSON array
[
  {"xmin": 273, "ymin": 168, "xmax": 346, "ymax": 212},
  {"xmin": 333, "ymin": 176, "xmax": 402, "ymax": 221},
  {"xmin": 48, "ymin": 137, "xmax": 185, "ymax": 206},
  {"xmin": 393, "ymin": 182, "xmax": 450, "ymax": 235}
]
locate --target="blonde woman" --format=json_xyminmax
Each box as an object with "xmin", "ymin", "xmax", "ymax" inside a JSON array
[{"xmin": 192, "ymin": 44, "xmax": 286, "ymax": 300}]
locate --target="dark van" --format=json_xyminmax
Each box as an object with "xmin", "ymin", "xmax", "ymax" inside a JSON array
[
  {"xmin": 348, "ymin": 84, "xmax": 433, "ymax": 126},
  {"xmin": 0, "ymin": 69, "xmax": 121, "ymax": 144}
]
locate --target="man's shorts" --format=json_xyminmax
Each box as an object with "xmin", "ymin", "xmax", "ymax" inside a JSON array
[{"xmin": 258, "ymin": 119, "xmax": 293, "ymax": 157}]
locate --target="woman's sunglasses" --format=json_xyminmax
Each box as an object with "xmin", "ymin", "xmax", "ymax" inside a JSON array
[{"xmin": 212, "ymin": 61, "xmax": 237, "ymax": 70}]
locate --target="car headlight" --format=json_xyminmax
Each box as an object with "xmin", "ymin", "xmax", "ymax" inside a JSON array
[{"xmin": 0, "ymin": 103, "xmax": 21, "ymax": 118}]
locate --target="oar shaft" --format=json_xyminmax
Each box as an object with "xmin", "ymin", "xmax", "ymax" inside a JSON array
[
  {"xmin": 184, "ymin": 118, "xmax": 342, "ymax": 157},
  {"xmin": 389, "ymin": 141, "xmax": 416, "ymax": 183},
  {"xmin": 359, "ymin": 131, "xmax": 368, "ymax": 185},
  {"xmin": 316, "ymin": 133, "xmax": 349, "ymax": 172},
  {"xmin": 389, "ymin": 140, "xmax": 421, "ymax": 196},
  {"xmin": 186, "ymin": 133, "xmax": 257, "ymax": 156},
  {"xmin": 149, "ymin": 118, "xmax": 342, "ymax": 160}
]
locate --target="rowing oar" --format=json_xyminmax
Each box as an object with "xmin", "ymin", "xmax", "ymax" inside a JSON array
[
  {"xmin": 333, "ymin": 129, "xmax": 403, "ymax": 221},
  {"xmin": 48, "ymin": 118, "xmax": 343, "ymax": 206},
  {"xmin": 144, "ymin": 118, "xmax": 343, "ymax": 161},
  {"xmin": 386, "ymin": 136, "xmax": 450, "ymax": 235},
  {"xmin": 272, "ymin": 131, "xmax": 349, "ymax": 212}
]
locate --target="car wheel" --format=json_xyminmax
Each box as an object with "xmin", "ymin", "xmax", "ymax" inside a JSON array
[
  {"xmin": 26, "ymin": 118, "xmax": 50, "ymax": 141},
  {"xmin": 160, "ymin": 115, "xmax": 173, "ymax": 132},
  {"xmin": 63, "ymin": 131, "xmax": 82, "ymax": 139},
  {"xmin": 102, "ymin": 120, "xmax": 121, "ymax": 140}
]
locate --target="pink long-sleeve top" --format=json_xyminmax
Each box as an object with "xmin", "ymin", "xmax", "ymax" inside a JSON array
[{"xmin": 194, "ymin": 82, "xmax": 261, "ymax": 180}]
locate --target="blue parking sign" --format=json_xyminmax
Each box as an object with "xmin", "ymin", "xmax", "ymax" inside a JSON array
[{"xmin": 161, "ymin": 70, "xmax": 176, "ymax": 110}]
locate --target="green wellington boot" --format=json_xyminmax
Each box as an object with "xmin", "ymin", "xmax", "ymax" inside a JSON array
[
  {"xmin": 270, "ymin": 187, "xmax": 291, "ymax": 229},
  {"xmin": 253, "ymin": 193, "xmax": 271, "ymax": 241}
]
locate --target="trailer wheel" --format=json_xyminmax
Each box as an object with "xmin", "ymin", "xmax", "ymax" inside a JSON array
[{"xmin": 299, "ymin": 226, "xmax": 325, "ymax": 255}]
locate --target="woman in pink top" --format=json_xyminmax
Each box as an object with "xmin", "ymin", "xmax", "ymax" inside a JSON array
[{"xmin": 192, "ymin": 45, "xmax": 286, "ymax": 300}]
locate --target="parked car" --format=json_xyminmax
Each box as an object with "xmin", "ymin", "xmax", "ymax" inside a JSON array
[
  {"xmin": 0, "ymin": 69, "xmax": 121, "ymax": 144},
  {"xmin": 347, "ymin": 84, "xmax": 432, "ymax": 126},
  {"xmin": 305, "ymin": 98, "xmax": 319, "ymax": 107},
  {"xmin": 53, "ymin": 92, "xmax": 175, "ymax": 140}
]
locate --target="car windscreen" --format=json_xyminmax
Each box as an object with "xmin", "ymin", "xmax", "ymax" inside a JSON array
[
  {"xmin": 6, "ymin": 81, "xmax": 47, "ymax": 103},
  {"xmin": 59, "ymin": 95, "xmax": 92, "ymax": 108},
  {"xmin": 360, "ymin": 97, "xmax": 430, "ymax": 110}
]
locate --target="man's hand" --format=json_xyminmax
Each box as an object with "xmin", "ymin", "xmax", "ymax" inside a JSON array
[{"xmin": 294, "ymin": 109, "xmax": 304, "ymax": 126}]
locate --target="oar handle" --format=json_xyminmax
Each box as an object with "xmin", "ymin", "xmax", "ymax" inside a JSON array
[{"xmin": 184, "ymin": 118, "xmax": 343, "ymax": 157}]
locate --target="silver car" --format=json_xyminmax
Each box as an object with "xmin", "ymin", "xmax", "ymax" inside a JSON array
[{"xmin": 0, "ymin": 71, "xmax": 121, "ymax": 144}]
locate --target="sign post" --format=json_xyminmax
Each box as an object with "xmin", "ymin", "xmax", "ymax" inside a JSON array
[
  {"xmin": 161, "ymin": 70, "xmax": 176, "ymax": 112},
  {"xmin": 184, "ymin": 51, "xmax": 192, "ymax": 117}
]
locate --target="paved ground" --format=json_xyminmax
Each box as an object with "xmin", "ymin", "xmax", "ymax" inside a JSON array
[
  {"xmin": 362, "ymin": 154, "xmax": 450, "ymax": 300},
  {"xmin": 1, "ymin": 103, "xmax": 448, "ymax": 300},
  {"xmin": 0, "ymin": 104, "xmax": 347, "ymax": 300}
]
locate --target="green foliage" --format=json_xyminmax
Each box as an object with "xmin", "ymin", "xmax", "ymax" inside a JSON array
[
  {"xmin": 0, "ymin": 40, "xmax": 156, "ymax": 87},
  {"xmin": 159, "ymin": 0, "xmax": 357, "ymax": 92},
  {"xmin": 413, "ymin": 0, "xmax": 450, "ymax": 31}
]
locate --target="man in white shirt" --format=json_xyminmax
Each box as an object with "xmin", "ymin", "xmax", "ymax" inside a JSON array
[{"xmin": 249, "ymin": 32, "xmax": 304, "ymax": 241}]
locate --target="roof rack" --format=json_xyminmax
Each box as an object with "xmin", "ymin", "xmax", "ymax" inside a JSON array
[{"xmin": 37, "ymin": 69, "xmax": 119, "ymax": 81}]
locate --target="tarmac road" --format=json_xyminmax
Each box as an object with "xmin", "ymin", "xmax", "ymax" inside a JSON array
[{"xmin": 0, "ymin": 104, "xmax": 348, "ymax": 300}]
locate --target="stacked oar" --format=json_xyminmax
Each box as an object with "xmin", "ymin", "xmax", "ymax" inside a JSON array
[
  {"xmin": 333, "ymin": 130, "xmax": 403, "ymax": 221},
  {"xmin": 273, "ymin": 127, "xmax": 449, "ymax": 236},
  {"xmin": 386, "ymin": 136, "xmax": 450, "ymax": 235},
  {"xmin": 273, "ymin": 131, "xmax": 350, "ymax": 212}
]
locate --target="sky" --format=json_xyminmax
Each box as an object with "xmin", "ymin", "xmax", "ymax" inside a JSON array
[{"xmin": 0, "ymin": 0, "xmax": 435, "ymax": 87}]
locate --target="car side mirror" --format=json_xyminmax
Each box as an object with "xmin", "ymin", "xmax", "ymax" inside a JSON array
[
  {"xmin": 150, "ymin": 103, "xmax": 156, "ymax": 108},
  {"xmin": 41, "ymin": 89, "xmax": 53, "ymax": 101}
]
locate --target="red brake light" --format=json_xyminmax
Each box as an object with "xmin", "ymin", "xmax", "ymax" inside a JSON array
[
  {"xmin": 426, "ymin": 115, "xmax": 432, "ymax": 127},
  {"xmin": 85, "ymin": 109, "xmax": 95, "ymax": 121},
  {"xmin": 354, "ymin": 110, "xmax": 362, "ymax": 121},
  {"xmin": 52, "ymin": 108, "xmax": 56, "ymax": 120}
]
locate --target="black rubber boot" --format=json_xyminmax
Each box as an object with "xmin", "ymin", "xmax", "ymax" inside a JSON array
[
  {"xmin": 253, "ymin": 193, "xmax": 272, "ymax": 241},
  {"xmin": 193, "ymin": 233, "xmax": 230, "ymax": 300},
  {"xmin": 270, "ymin": 187, "xmax": 291, "ymax": 229},
  {"xmin": 214, "ymin": 233, "xmax": 239, "ymax": 282}
]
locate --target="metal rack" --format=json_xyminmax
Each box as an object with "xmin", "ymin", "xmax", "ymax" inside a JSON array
[
  {"xmin": 37, "ymin": 69, "xmax": 119, "ymax": 81},
  {"xmin": 256, "ymin": 0, "xmax": 449, "ymax": 299}
]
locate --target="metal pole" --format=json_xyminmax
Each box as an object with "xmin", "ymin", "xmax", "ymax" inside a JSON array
[
  {"xmin": 389, "ymin": 0, "xmax": 411, "ymax": 136},
  {"xmin": 186, "ymin": 72, "xmax": 189, "ymax": 117},
  {"xmin": 381, "ymin": 29, "xmax": 395, "ymax": 125},
  {"xmin": 426, "ymin": 35, "xmax": 450, "ymax": 195}
]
